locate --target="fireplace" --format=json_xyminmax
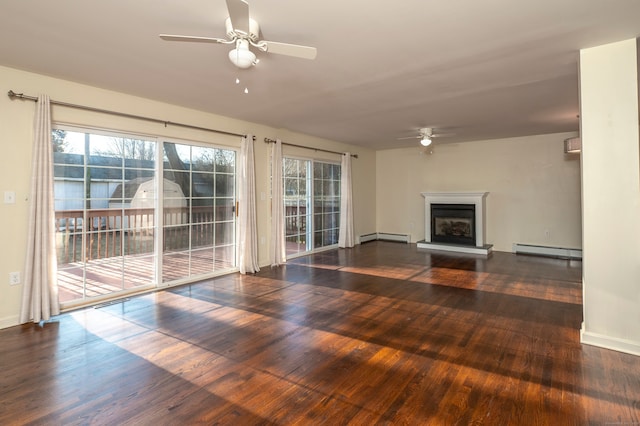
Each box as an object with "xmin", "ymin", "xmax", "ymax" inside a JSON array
[
  {"xmin": 431, "ymin": 204, "xmax": 476, "ymax": 246},
  {"xmin": 418, "ymin": 192, "xmax": 492, "ymax": 255}
]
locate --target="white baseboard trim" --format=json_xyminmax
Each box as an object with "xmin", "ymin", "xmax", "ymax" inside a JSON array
[
  {"xmin": 359, "ymin": 233, "xmax": 378, "ymax": 243},
  {"xmin": 0, "ymin": 315, "xmax": 20, "ymax": 330},
  {"xmin": 581, "ymin": 326, "xmax": 640, "ymax": 356},
  {"xmin": 512, "ymin": 243, "xmax": 582, "ymax": 260},
  {"xmin": 377, "ymin": 233, "xmax": 410, "ymax": 243},
  {"xmin": 359, "ymin": 232, "xmax": 410, "ymax": 244}
]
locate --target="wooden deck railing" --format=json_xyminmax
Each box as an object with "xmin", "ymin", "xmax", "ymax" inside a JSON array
[
  {"xmin": 55, "ymin": 206, "xmax": 234, "ymax": 264},
  {"xmin": 55, "ymin": 204, "xmax": 306, "ymax": 264}
]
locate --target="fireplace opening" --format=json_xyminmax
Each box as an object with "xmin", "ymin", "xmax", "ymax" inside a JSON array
[{"xmin": 431, "ymin": 203, "xmax": 476, "ymax": 246}]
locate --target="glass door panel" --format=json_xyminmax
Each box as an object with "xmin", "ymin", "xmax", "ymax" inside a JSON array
[
  {"xmin": 313, "ymin": 162, "xmax": 340, "ymax": 248},
  {"xmin": 284, "ymin": 158, "xmax": 311, "ymax": 256},
  {"xmin": 162, "ymin": 142, "xmax": 236, "ymax": 283},
  {"xmin": 53, "ymin": 129, "xmax": 157, "ymax": 304}
]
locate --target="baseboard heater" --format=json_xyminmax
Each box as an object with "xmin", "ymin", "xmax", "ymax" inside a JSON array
[
  {"xmin": 512, "ymin": 243, "xmax": 582, "ymax": 260},
  {"xmin": 360, "ymin": 232, "xmax": 410, "ymax": 244}
]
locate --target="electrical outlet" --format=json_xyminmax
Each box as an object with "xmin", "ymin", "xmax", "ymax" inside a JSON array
[
  {"xmin": 9, "ymin": 271, "xmax": 21, "ymax": 285},
  {"xmin": 4, "ymin": 191, "xmax": 16, "ymax": 204}
]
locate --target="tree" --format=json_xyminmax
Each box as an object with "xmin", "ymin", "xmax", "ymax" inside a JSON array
[
  {"xmin": 164, "ymin": 142, "xmax": 192, "ymax": 200},
  {"xmin": 94, "ymin": 137, "xmax": 155, "ymax": 162},
  {"xmin": 52, "ymin": 129, "xmax": 67, "ymax": 152}
]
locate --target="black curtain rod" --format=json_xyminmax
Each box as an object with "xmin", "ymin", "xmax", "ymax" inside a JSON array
[
  {"xmin": 264, "ymin": 138, "xmax": 358, "ymax": 158},
  {"xmin": 7, "ymin": 90, "xmax": 251, "ymax": 140}
]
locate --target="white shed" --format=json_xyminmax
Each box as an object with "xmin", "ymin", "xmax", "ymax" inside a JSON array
[{"xmin": 109, "ymin": 178, "xmax": 186, "ymax": 230}]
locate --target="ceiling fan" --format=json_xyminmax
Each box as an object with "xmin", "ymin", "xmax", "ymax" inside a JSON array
[
  {"xmin": 397, "ymin": 127, "xmax": 452, "ymax": 147},
  {"xmin": 159, "ymin": 0, "xmax": 317, "ymax": 69}
]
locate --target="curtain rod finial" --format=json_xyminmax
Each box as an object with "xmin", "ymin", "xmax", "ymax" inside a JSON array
[{"xmin": 7, "ymin": 90, "xmax": 27, "ymax": 100}]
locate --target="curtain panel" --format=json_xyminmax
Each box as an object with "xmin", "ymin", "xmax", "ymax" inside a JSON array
[
  {"xmin": 338, "ymin": 152, "xmax": 355, "ymax": 248},
  {"xmin": 270, "ymin": 139, "xmax": 286, "ymax": 266},
  {"xmin": 19, "ymin": 95, "xmax": 60, "ymax": 324},
  {"xmin": 238, "ymin": 135, "xmax": 260, "ymax": 273}
]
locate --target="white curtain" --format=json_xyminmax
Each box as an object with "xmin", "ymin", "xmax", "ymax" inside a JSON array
[
  {"xmin": 19, "ymin": 95, "xmax": 60, "ymax": 324},
  {"xmin": 270, "ymin": 139, "xmax": 286, "ymax": 266},
  {"xmin": 338, "ymin": 153, "xmax": 355, "ymax": 248},
  {"xmin": 238, "ymin": 135, "xmax": 260, "ymax": 274}
]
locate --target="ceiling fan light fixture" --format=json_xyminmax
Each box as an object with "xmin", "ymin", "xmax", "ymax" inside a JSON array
[
  {"xmin": 420, "ymin": 136, "xmax": 432, "ymax": 146},
  {"xmin": 228, "ymin": 40, "xmax": 256, "ymax": 69},
  {"xmin": 160, "ymin": 0, "xmax": 317, "ymax": 70}
]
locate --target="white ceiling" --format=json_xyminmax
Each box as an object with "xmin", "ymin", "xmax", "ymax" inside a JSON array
[{"xmin": 2, "ymin": 0, "xmax": 640, "ymax": 150}]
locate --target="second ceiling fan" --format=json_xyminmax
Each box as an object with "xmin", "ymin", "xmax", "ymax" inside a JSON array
[
  {"xmin": 159, "ymin": 0, "xmax": 317, "ymax": 69},
  {"xmin": 398, "ymin": 128, "xmax": 452, "ymax": 147}
]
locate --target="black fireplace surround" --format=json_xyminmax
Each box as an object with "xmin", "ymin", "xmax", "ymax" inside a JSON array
[{"xmin": 431, "ymin": 203, "xmax": 476, "ymax": 246}]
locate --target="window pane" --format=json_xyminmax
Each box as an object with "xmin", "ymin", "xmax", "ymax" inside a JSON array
[
  {"xmin": 215, "ymin": 149, "xmax": 236, "ymax": 173},
  {"xmin": 54, "ymin": 163, "xmax": 83, "ymax": 179},
  {"xmin": 216, "ymin": 173, "xmax": 235, "ymax": 197},
  {"xmin": 331, "ymin": 164, "xmax": 341, "ymax": 180},
  {"xmin": 313, "ymin": 180, "xmax": 322, "ymax": 197},
  {"xmin": 216, "ymin": 199, "xmax": 235, "ymax": 221},
  {"xmin": 163, "ymin": 142, "xmax": 191, "ymax": 169},
  {"xmin": 163, "ymin": 225, "xmax": 190, "ymax": 251},
  {"xmin": 190, "ymin": 248, "xmax": 214, "ymax": 276},
  {"xmin": 192, "ymin": 146, "xmax": 215, "ymax": 171},
  {"xmin": 215, "ymin": 222, "xmax": 235, "ymax": 246},
  {"xmin": 191, "ymin": 224, "xmax": 214, "ymax": 248},
  {"xmin": 192, "ymin": 172, "xmax": 214, "ymax": 198},
  {"xmin": 164, "ymin": 171, "xmax": 191, "ymax": 198},
  {"xmin": 191, "ymin": 204, "xmax": 215, "ymax": 224},
  {"xmin": 285, "ymin": 204, "xmax": 298, "ymax": 218}
]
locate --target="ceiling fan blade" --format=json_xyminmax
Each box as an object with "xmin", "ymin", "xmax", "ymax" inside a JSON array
[
  {"xmin": 260, "ymin": 40, "xmax": 317, "ymax": 59},
  {"xmin": 159, "ymin": 34, "xmax": 228, "ymax": 44},
  {"xmin": 396, "ymin": 135, "xmax": 421, "ymax": 140},
  {"xmin": 226, "ymin": 0, "xmax": 250, "ymax": 35}
]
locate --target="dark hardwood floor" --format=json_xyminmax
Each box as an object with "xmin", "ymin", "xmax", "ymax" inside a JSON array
[{"xmin": 1, "ymin": 241, "xmax": 639, "ymax": 425}]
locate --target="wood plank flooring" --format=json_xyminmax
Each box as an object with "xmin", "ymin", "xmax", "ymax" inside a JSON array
[{"xmin": 1, "ymin": 241, "xmax": 640, "ymax": 425}]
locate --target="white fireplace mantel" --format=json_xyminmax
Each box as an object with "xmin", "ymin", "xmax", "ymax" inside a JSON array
[{"xmin": 418, "ymin": 192, "xmax": 491, "ymax": 255}]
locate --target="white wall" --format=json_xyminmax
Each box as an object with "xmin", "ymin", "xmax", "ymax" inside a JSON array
[
  {"xmin": 579, "ymin": 38, "xmax": 640, "ymax": 355},
  {"xmin": 0, "ymin": 65, "xmax": 376, "ymax": 329},
  {"xmin": 376, "ymin": 133, "xmax": 582, "ymax": 252}
]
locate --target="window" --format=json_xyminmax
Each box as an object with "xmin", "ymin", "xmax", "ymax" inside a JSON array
[{"xmin": 283, "ymin": 157, "xmax": 340, "ymax": 257}]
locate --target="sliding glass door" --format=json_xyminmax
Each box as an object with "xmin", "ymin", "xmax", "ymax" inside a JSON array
[
  {"xmin": 283, "ymin": 157, "xmax": 340, "ymax": 258},
  {"xmin": 53, "ymin": 127, "xmax": 238, "ymax": 306}
]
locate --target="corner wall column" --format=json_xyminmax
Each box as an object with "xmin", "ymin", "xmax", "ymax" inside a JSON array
[{"xmin": 579, "ymin": 38, "xmax": 640, "ymax": 355}]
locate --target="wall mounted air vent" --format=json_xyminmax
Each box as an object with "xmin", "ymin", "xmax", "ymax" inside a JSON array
[{"xmin": 564, "ymin": 137, "xmax": 581, "ymax": 153}]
